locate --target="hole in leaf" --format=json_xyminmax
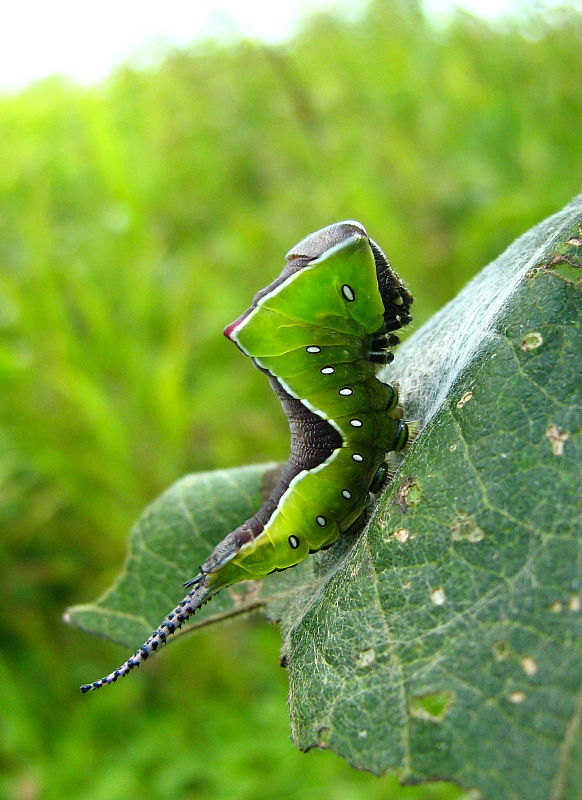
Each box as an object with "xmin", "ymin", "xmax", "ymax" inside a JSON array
[
  {"xmin": 520, "ymin": 331, "xmax": 543, "ymax": 351},
  {"xmin": 410, "ymin": 690, "xmax": 454, "ymax": 723}
]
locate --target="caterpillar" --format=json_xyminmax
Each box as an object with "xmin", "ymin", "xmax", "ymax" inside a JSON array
[{"xmin": 81, "ymin": 220, "xmax": 412, "ymax": 693}]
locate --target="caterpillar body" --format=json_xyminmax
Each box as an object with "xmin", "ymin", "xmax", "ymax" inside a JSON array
[{"xmin": 81, "ymin": 220, "xmax": 412, "ymax": 693}]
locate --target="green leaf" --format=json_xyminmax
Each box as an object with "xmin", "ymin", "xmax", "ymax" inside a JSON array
[
  {"xmin": 68, "ymin": 194, "xmax": 582, "ymax": 799},
  {"xmin": 275, "ymin": 194, "xmax": 582, "ymax": 798}
]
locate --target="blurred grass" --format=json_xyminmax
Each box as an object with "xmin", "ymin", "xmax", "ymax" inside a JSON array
[{"xmin": 1, "ymin": 0, "xmax": 582, "ymax": 797}]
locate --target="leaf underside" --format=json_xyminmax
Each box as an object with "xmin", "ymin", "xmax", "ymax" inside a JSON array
[{"xmin": 67, "ymin": 194, "xmax": 582, "ymax": 799}]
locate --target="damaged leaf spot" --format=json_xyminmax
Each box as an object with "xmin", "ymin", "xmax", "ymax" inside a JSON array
[
  {"xmin": 521, "ymin": 656, "xmax": 538, "ymax": 676},
  {"xmin": 456, "ymin": 390, "xmax": 473, "ymax": 409},
  {"xmin": 450, "ymin": 511, "xmax": 485, "ymax": 543},
  {"xmin": 394, "ymin": 527, "xmax": 409, "ymax": 543},
  {"xmin": 544, "ymin": 247, "xmax": 582, "ymax": 284},
  {"xmin": 410, "ymin": 690, "xmax": 454, "ymax": 723},
  {"xmin": 393, "ymin": 478, "xmax": 421, "ymax": 514},
  {"xmin": 568, "ymin": 594, "xmax": 581, "ymax": 612},
  {"xmin": 520, "ymin": 331, "xmax": 543, "ymax": 351},
  {"xmin": 356, "ymin": 648, "xmax": 377, "ymax": 669},
  {"xmin": 450, "ymin": 443, "xmax": 457, "ymax": 452},
  {"xmin": 545, "ymin": 424, "xmax": 569, "ymax": 456},
  {"xmin": 492, "ymin": 640, "xmax": 512, "ymax": 662},
  {"xmin": 430, "ymin": 586, "xmax": 446, "ymax": 606},
  {"xmin": 508, "ymin": 691, "xmax": 526, "ymax": 704}
]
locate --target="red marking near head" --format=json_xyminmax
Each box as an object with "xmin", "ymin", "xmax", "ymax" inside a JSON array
[{"xmin": 223, "ymin": 315, "xmax": 244, "ymax": 341}]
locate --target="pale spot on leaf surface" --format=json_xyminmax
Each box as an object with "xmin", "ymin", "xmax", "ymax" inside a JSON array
[
  {"xmin": 450, "ymin": 511, "xmax": 485, "ymax": 543},
  {"xmin": 520, "ymin": 331, "xmax": 543, "ymax": 350},
  {"xmin": 456, "ymin": 390, "xmax": 473, "ymax": 409},
  {"xmin": 394, "ymin": 527, "xmax": 409, "ymax": 543},
  {"xmin": 430, "ymin": 586, "xmax": 446, "ymax": 606},
  {"xmin": 521, "ymin": 656, "xmax": 538, "ymax": 676},
  {"xmin": 356, "ymin": 648, "xmax": 376, "ymax": 669},
  {"xmin": 568, "ymin": 594, "xmax": 581, "ymax": 612},
  {"xmin": 508, "ymin": 691, "xmax": 527, "ymax": 704},
  {"xmin": 545, "ymin": 424, "xmax": 569, "ymax": 456}
]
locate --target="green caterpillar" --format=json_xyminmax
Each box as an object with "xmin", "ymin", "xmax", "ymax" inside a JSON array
[{"xmin": 81, "ymin": 221, "xmax": 412, "ymax": 693}]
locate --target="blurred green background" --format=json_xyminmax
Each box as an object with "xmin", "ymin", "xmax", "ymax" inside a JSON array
[{"xmin": 1, "ymin": 1, "xmax": 582, "ymax": 797}]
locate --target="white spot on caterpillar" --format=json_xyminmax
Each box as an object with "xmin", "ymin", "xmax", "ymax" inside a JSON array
[
  {"xmin": 352, "ymin": 453, "xmax": 364, "ymax": 462},
  {"xmin": 341, "ymin": 489, "xmax": 352, "ymax": 499},
  {"xmin": 430, "ymin": 587, "xmax": 446, "ymax": 606},
  {"xmin": 350, "ymin": 419, "xmax": 363, "ymax": 428},
  {"xmin": 339, "ymin": 387, "xmax": 353, "ymax": 396},
  {"xmin": 288, "ymin": 535, "xmax": 300, "ymax": 549},
  {"xmin": 341, "ymin": 284, "xmax": 355, "ymax": 302},
  {"xmin": 321, "ymin": 366, "xmax": 335, "ymax": 375},
  {"xmin": 316, "ymin": 516, "xmax": 327, "ymax": 527},
  {"xmin": 306, "ymin": 345, "xmax": 321, "ymax": 354}
]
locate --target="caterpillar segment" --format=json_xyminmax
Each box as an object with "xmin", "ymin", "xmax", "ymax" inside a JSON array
[{"xmin": 81, "ymin": 220, "xmax": 412, "ymax": 692}]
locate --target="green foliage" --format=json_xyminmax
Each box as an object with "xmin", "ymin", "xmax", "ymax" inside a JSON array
[
  {"xmin": 2, "ymin": 2, "xmax": 582, "ymax": 797},
  {"xmin": 69, "ymin": 194, "xmax": 582, "ymax": 798}
]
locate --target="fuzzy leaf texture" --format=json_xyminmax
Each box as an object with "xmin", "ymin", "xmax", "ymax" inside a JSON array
[{"xmin": 67, "ymin": 194, "xmax": 582, "ymax": 799}]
